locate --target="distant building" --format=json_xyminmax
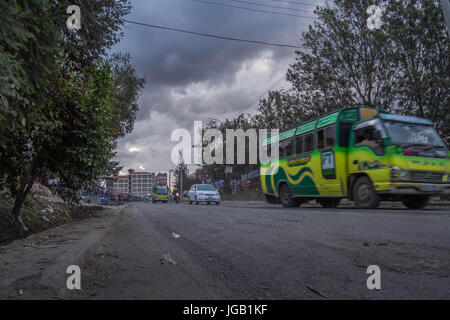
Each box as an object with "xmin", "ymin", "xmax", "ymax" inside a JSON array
[
  {"xmin": 130, "ymin": 172, "xmax": 155, "ymax": 197},
  {"xmin": 112, "ymin": 175, "xmax": 129, "ymax": 193},
  {"xmin": 155, "ymin": 172, "xmax": 168, "ymax": 186},
  {"xmin": 112, "ymin": 171, "xmax": 155, "ymax": 197}
]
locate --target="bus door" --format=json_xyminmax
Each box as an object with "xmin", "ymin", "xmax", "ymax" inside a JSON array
[
  {"xmin": 290, "ymin": 130, "xmax": 318, "ymax": 196},
  {"xmin": 317, "ymin": 124, "xmax": 341, "ymax": 195},
  {"xmin": 348, "ymin": 119, "xmax": 390, "ymax": 191}
]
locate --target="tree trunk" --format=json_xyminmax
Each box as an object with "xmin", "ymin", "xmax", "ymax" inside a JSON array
[{"xmin": 11, "ymin": 179, "xmax": 34, "ymax": 222}]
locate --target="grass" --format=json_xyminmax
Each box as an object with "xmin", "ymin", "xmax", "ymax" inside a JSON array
[
  {"xmin": 0, "ymin": 193, "xmax": 103, "ymax": 244},
  {"xmin": 220, "ymin": 189, "xmax": 265, "ymax": 202},
  {"xmin": 0, "ymin": 195, "xmax": 71, "ymax": 244}
]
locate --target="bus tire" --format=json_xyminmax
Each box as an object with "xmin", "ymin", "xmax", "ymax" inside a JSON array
[
  {"xmin": 279, "ymin": 184, "xmax": 300, "ymax": 208},
  {"xmin": 403, "ymin": 196, "xmax": 429, "ymax": 209},
  {"xmin": 352, "ymin": 176, "xmax": 380, "ymax": 209},
  {"xmin": 318, "ymin": 198, "xmax": 341, "ymax": 208},
  {"xmin": 264, "ymin": 194, "xmax": 280, "ymax": 204}
]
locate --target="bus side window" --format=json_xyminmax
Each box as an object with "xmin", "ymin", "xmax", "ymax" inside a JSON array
[
  {"xmin": 317, "ymin": 129, "xmax": 325, "ymax": 149},
  {"xmin": 295, "ymin": 135, "xmax": 303, "ymax": 154},
  {"xmin": 279, "ymin": 141, "xmax": 285, "ymax": 158},
  {"xmin": 317, "ymin": 125, "xmax": 335, "ymax": 150},
  {"xmin": 325, "ymin": 125, "xmax": 336, "ymax": 148},
  {"xmin": 279, "ymin": 139, "xmax": 293, "ymax": 158},
  {"xmin": 285, "ymin": 139, "xmax": 293, "ymax": 156},
  {"xmin": 304, "ymin": 133, "xmax": 314, "ymax": 152}
]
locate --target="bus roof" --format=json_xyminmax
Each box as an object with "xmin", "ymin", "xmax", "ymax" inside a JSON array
[
  {"xmin": 262, "ymin": 106, "xmax": 388, "ymax": 146},
  {"xmin": 379, "ymin": 113, "xmax": 433, "ymax": 125}
]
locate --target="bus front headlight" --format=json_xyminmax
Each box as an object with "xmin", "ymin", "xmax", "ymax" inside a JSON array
[
  {"xmin": 400, "ymin": 170, "xmax": 410, "ymax": 181},
  {"xmin": 391, "ymin": 166, "xmax": 409, "ymax": 181}
]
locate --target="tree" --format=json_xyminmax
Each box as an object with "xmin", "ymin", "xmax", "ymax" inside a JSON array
[
  {"xmin": 1, "ymin": 65, "xmax": 117, "ymax": 219},
  {"xmin": 103, "ymin": 159, "xmax": 124, "ymax": 177},
  {"xmin": 0, "ymin": 0, "xmax": 62, "ymax": 136},
  {"xmin": 253, "ymin": 90, "xmax": 300, "ymax": 129},
  {"xmin": 0, "ymin": 1, "xmax": 142, "ymax": 227},
  {"xmin": 0, "ymin": 0, "xmax": 132, "ymax": 136},
  {"xmin": 286, "ymin": 0, "xmax": 397, "ymax": 120},
  {"xmin": 200, "ymin": 114, "xmax": 262, "ymax": 193},
  {"xmin": 174, "ymin": 151, "xmax": 192, "ymax": 192},
  {"xmin": 385, "ymin": 0, "xmax": 450, "ymax": 145},
  {"xmin": 107, "ymin": 53, "xmax": 145, "ymax": 137}
]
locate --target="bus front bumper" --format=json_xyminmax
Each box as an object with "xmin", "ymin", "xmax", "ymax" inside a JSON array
[{"xmin": 387, "ymin": 182, "xmax": 450, "ymax": 195}]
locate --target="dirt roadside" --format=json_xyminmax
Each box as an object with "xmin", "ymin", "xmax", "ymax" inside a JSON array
[{"xmin": 0, "ymin": 205, "xmax": 126, "ymax": 299}]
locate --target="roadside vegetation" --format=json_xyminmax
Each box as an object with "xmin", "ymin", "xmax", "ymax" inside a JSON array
[
  {"xmin": 0, "ymin": 190, "xmax": 104, "ymax": 245},
  {"xmin": 0, "ymin": 1, "xmax": 143, "ymax": 232}
]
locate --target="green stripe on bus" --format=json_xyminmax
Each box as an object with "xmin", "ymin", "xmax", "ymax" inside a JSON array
[
  {"xmin": 317, "ymin": 112, "xmax": 339, "ymax": 128},
  {"xmin": 296, "ymin": 121, "xmax": 317, "ymax": 135},
  {"xmin": 279, "ymin": 128, "xmax": 296, "ymax": 141}
]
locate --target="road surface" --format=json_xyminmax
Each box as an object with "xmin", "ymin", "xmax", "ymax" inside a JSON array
[{"xmin": 1, "ymin": 201, "xmax": 449, "ymax": 299}]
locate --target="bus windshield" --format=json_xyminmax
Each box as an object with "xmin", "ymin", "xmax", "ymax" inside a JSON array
[
  {"xmin": 155, "ymin": 187, "xmax": 168, "ymax": 194},
  {"xmin": 384, "ymin": 121, "xmax": 445, "ymax": 147}
]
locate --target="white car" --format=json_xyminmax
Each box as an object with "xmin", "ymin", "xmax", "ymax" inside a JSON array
[{"xmin": 189, "ymin": 184, "xmax": 221, "ymax": 205}]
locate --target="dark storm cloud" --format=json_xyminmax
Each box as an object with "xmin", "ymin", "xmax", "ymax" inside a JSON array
[{"xmin": 113, "ymin": 0, "xmax": 323, "ymax": 172}]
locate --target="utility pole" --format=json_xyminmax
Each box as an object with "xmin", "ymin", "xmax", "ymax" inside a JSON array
[
  {"xmin": 180, "ymin": 167, "xmax": 183, "ymax": 204},
  {"xmin": 180, "ymin": 150, "xmax": 183, "ymax": 204},
  {"xmin": 441, "ymin": 0, "xmax": 450, "ymax": 37}
]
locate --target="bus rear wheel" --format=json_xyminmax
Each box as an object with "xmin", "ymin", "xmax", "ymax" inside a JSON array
[
  {"xmin": 403, "ymin": 196, "xmax": 429, "ymax": 209},
  {"xmin": 318, "ymin": 198, "xmax": 341, "ymax": 208},
  {"xmin": 279, "ymin": 184, "xmax": 300, "ymax": 208},
  {"xmin": 353, "ymin": 176, "xmax": 380, "ymax": 209}
]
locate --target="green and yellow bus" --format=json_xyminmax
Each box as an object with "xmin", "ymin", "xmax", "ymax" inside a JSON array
[
  {"xmin": 261, "ymin": 106, "xmax": 449, "ymax": 209},
  {"xmin": 152, "ymin": 185, "xmax": 169, "ymax": 203}
]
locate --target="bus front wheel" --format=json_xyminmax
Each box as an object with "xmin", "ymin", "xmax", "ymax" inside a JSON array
[
  {"xmin": 353, "ymin": 177, "xmax": 380, "ymax": 209},
  {"xmin": 279, "ymin": 184, "xmax": 300, "ymax": 208}
]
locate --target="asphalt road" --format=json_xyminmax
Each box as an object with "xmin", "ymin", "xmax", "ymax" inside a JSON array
[{"xmin": 67, "ymin": 201, "xmax": 450, "ymax": 300}]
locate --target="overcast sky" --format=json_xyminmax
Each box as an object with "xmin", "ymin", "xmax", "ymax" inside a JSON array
[{"xmin": 113, "ymin": 0, "xmax": 324, "ymax": 174}]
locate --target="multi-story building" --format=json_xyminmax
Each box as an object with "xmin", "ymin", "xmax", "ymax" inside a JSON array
[
  {"xmin": 129, "ymin": 172, "xmax": 154, "ymax": 197},
  {"xmin": 112, "ymin": 175, "xmax": 129, "ymax": 193},
  {"xmin": 111, "ymin": 172, "xmax": 155, "ymax": 197},
  {"xmin": 155, "ymin": 172, "xmax": 168, "ymax": 186}
]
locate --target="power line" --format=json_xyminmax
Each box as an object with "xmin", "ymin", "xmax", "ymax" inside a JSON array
[
  {"xmin": 223, "ymin": 0, "xmax": 316, "ymax": 13},
  {"xmin": 271, "ymin": 0, "xmax": 327, "ymax": 7},
  {"xmin": 123, "ymin": 19, "xmax": 305, "ymax": 49},
  {"xmin": 191, "ymin": 0, "xmax": 318, "ymax": 19}
]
